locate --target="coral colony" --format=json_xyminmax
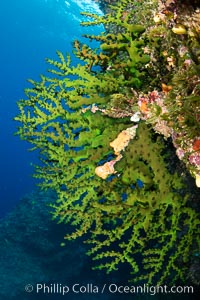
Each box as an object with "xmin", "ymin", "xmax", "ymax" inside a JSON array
[{"xmin": 15, "ymin": 0, "xmax": 199, "ymax": 285}]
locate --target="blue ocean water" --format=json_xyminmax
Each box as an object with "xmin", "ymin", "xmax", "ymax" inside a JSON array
[{"xmin": 0, "ymin": 0, "xmax": 103, "ymax": 217}]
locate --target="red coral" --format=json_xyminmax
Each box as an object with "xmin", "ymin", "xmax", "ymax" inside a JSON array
[{"xmin": 193, "ymin": 139, "xmax": 200, "ymax": 151}]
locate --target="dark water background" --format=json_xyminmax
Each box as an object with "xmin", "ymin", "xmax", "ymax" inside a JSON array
[{"xmin": 0, "ymin": 0, "xmax": 103, "ymax": 218}]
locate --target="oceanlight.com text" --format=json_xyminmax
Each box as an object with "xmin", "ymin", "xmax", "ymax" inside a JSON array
[{"xmin": 24, "ymin": 283, "xmax": 194, "ymax": 296}]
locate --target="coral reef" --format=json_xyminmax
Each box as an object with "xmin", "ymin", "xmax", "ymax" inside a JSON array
[
  {"xmin": 86, "ymin": 122, "xmax": 199, "ymax": 285},
  {"xmin": 99, "ymin": 0, "xmax": 200, "ymax": 185},
  {"xmin": 14, "ymin": 0, "xmax": 200, "ymax": 287}
]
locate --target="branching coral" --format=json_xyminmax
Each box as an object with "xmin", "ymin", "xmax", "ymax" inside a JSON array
[
  {"xmin": 100, "ymin": 0, "xmax": 200, "ymax": 186},
  {"xmin": 79, "ymin": 1, "xmax": 151, "ymax": 89},
  {"xmin": 14, "ymin": 0, "xmax": 199, "ymax": 286},
  {"xmin": 86, "ymin": 122, "xmax": 199, "ymax": 285}
]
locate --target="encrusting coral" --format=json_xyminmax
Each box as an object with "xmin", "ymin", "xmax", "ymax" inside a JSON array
[{"xmin": 15, "ymin": 0, "xmax": 199, "ymax": 286}]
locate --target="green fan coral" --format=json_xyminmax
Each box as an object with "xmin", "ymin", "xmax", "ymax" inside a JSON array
[
  {"xmin": 15, "ymin": 50, "xmax": 129, "ymax": 237},
  {"xmin": 85, "ymin": 122, "xmax": 199, "ymax": 285},
  {"xmin": 75, "ymin": 0, "xmax": 151, "ymax": 89},
  {"xmin": 14, "ymin": 0, "xmax": 199, "ymax": 286}
]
